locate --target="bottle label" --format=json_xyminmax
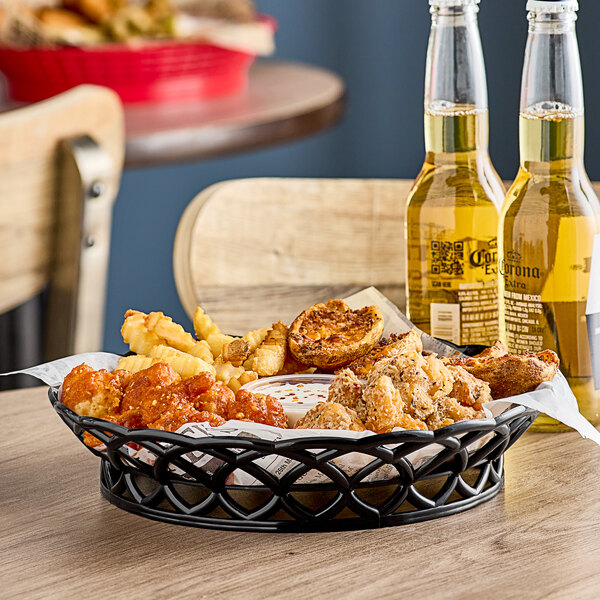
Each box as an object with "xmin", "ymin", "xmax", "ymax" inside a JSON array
[
  {"xmin": 501, "ymin": 231, "xmax": 595, "ymax": 377},
  {"xmin": 409, "ymin": 236, "xmax": 499, "ymax": 345},
  {"xmin": 502, "ymin": 290, "xmax": 544, "ymax": 353},
  {"xmin": 430, "ymin": 302, "xmax": 460, "ymax": 344}
]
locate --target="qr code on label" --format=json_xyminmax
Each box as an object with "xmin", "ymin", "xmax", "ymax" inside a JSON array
[{"xmin": 430, "ymin": 241, "xmax": 464, "ymax": 275}]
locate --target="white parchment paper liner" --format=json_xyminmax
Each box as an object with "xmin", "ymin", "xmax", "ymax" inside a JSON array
[{"xmin": 6, "ymin": 287, "xmax": 600, "ymax": 485}]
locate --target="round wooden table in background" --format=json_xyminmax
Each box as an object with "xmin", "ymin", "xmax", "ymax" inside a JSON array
[
  {"xmin": 0, "ymin": 60, "xmax": 346, "ymax": 168},
  {"xmin": 123, "ymin": 60, "xmax": 346, "ymax": 167}
]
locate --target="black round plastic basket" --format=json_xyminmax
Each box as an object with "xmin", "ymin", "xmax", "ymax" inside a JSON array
[{"xmin": 49, "ymin": 388, "xmax": 537, "ymax": 532}]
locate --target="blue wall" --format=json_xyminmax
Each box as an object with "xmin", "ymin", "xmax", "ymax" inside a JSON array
[{"xmin": 104, "ymin": 0, "xmax": 600, "ymax": 352}]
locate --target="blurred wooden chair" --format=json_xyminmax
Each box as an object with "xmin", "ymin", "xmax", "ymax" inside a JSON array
[
  {"xmin": 173, "ymin": 177, "xmax": 411, "ymax": 334},
  {"xmin": 0, "ymin": 85, "xmax": 124, "ymax": 387}
]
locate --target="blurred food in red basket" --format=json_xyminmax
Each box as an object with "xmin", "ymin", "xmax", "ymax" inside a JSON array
[
  {"xmin": 0, "ymin": 0, "xmax": 275, "ymax": 102},
  {"xmin": 0, "ymin": 0, "xmax": 273, "ymax": 48},
  {"xmin": 61, "ymin": 361, "xmax": 287, "ymax": 446}
]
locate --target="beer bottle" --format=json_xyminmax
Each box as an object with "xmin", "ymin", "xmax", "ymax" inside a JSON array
[
  {"xmin": 406, "ymin": 0, "xmax": 504, "ymax": 346},
  {"xmin": 499, "ymin": 0, "xmax": 600, "ymax": 429}
]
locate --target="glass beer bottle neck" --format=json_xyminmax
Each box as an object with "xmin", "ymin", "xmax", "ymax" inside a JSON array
[
  {"xmin": 424, "ymin": 105, "xmax": 490, "ymax": 160},
  {"xmin": 519, "ymin": 6, "xmax": 585, "ymax": 170},
  {"xmin": 425, "ymin": 2, "xmax": 489, "ymax": 158}
]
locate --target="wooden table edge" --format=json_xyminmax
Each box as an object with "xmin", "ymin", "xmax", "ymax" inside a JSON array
[{"xmin": 124, "ymin": 91, "xmax": 347, "ymax": 168}]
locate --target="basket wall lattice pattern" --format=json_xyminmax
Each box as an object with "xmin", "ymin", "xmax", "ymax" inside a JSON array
[{"xmin": 50, "ymin": 389, "xmax": 537, "ymax": 532}]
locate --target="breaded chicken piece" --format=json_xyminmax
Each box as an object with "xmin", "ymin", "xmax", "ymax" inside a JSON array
[
  {"xmin": 362, "ymin": 374, "xmax": 427, "ymax": 433},
  {"xmin": 344, "ymin": 330, "xmax": 423, "ymax": 378},
  {"xmin": 295, "ymin": 402, "xmax": 366, "ymax": 431},
  {"xmin": 189, "ymin": 380, "xmax": 234, "ymax": 418},
  {"xmin": 125, "ymin": 378, "xmax": 190, "ymax": 424},
  {"xmin": 426, "ymin": 398, "xmax": 486, "ymax": 430},
  {"xmin": 473, "ymin": 340, "xmax": 509, "ymax": 360},
  {"xmin": 367, "ymin": 354, "xmax": 454, "ymax": 421},
  {"xmin": 445, "ymin": 349, "xmax": 559, "ymax": 399},
  {"xmin": 61, "ymin": 363, "xmax": 129, "ymax": 418},
  {"xmin": 228, "ymin": 389, "xmax": 287, "ymax": 428},
  {"xmin": 184, "ymin": 371, "xmax": 216, "ymax": 395},
  {"xmin": 183, "ymin": 371, "xmax": 233, "ymax": 417},
  {"xmin": 152, "ymin": 408, "xmax": 226, "ymax": 431},
  {"xmin": 63, "ymin": 360, "xmax": 288, "ymax": 434},
  {"xmin": 82, "ymin": 408, "xmax": 145, "ymax": 447},
  {"xmin": 446, "ymin": 365, "xmax": 492, "ymax": 409},
  {"xmin": 120, "ymin": 362, "xmax": 181, "ymax": 415},
  {"xmin": 328, "ymin": 368, "xmax": 365, "ymax": 420}
]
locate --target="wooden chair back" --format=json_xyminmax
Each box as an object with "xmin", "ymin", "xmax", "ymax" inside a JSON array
[
  {"xmin": 0, "ymin": 85, "xmax": 124, "ymax": 362},
  {"xmin": 174, "ymin": 178, "xmax": 411, "ymax": 334}
]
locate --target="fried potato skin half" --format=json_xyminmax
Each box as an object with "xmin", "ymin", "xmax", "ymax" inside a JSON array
[
  {"xmin": 288, "ymin": 300, "xmax": 384, "ymax": 370},
  {"xmin": 445, "ymin": 349, "xmax": 559, "ymax": 399}
]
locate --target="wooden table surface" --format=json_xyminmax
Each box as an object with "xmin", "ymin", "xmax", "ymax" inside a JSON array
[
  {"xmin": 123, "ymin": 60, "xmax": 345, "ymax": 167},
  {"xmin": 0, "ymin": 60, "xmax": 346, "ymax": 168},
  {"xmin": 2, "ymin": 386, "xmax": 600, "ymax": 600}
]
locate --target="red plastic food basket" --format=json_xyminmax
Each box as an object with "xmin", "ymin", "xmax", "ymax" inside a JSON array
[{"xmin": 0, "ymin": 17, "xmax": 275, "ymax": 104}]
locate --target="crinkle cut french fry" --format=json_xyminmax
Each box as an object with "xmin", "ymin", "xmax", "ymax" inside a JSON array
[
  {"xmin": 121, "ymin": 310, "xmax": 164, "ymax": 356},
  {"xmin": 149, "ymin": 344, "xmax": 216, "ymax": 378},
  {"xmin": 239, "ymin": 328, "xmax": 269, "ymax": 370},
  {"xmin": 207, "ymin": 332, "xmax": 235, "ymax": 358},
  {"xmin": 186, "ymin": 340, "xmax": 214, "ymax": 363},
  {"xmin": 213, "ymin": 356, "xmax": 245, "ymax": 383},
  {"xmin": 242, "ymin": 327, "xmax": 269, "ymax": 353},
  {"xmin": 117, "ymin": 354, "xmax": 160, "ymax": 374},
  {"xmin": 144, "ymin": 311, "xmax": 213, "ymax": 363},
  {"xmin": 252, "ymin": 321, "xmax": 288, "ymax": 377},
  {"xmin": 193, "ymin": 306, "xmax": 221, "ymax": 340},
  {"xmin": 226, "ymin": 370, "xmax": 259, "ymax": 393}
]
